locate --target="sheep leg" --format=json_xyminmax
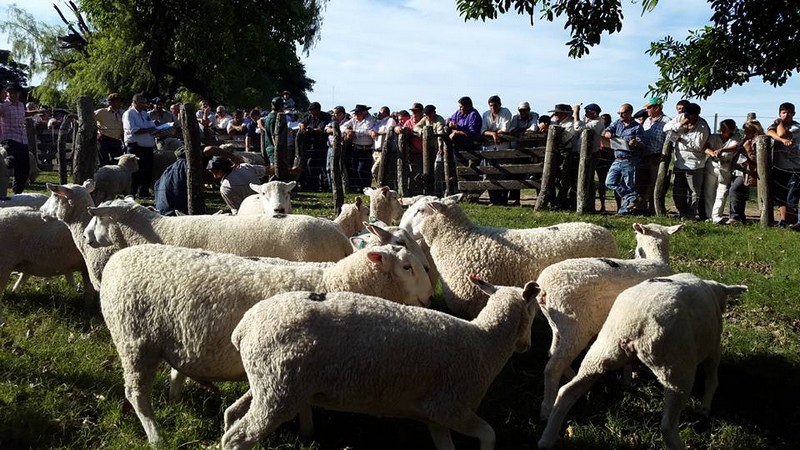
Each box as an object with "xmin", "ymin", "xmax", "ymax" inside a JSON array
[
  {"xmin": 699, "ymin": 348, "xmax": 721, "ymax": 416},
  {"xmin": 297, "ymin": 405, "xmax": 314, "ymax": 441},
  {"xmin": 223, "ymin": 389, "xmax": 253, "ymax": 431},
  {"xmin": 64, "ymin": 272, "xmax": 77, "ymax": 289},
  {"xmin": 121, "ymin": 353, "xmax": 163, "ymax": 445},
  {"xmin": 427, "ymin": 423, "xmax": 455, "ymax": 450},
  {"xmin": 11, "ymin": 272, "xmax": 29, "ymax": 292},
  {"xmin": 168, "ymin": 369, "xmax": 187, "ymax": 403},
  {"xmin": 78, "ymin": 269, "xmax": 96, "ymax": 308},
  {"xmin": 446, "ymin": 412, "xmax": 495, "ymax": 450},
  {"xmin": 538, "ymin": 370, "xmax": 604, "ymax": 449},
  {"xmin": 221, "ymin": 391, "xmax": 298, "ymax": 450},
  {"xmin": 660, "ymin": 388, "xmax": 690, "ymax": 450},
  {"xmin": 540, "ymin": 330, "xmax": 591, "ymax": 421}
]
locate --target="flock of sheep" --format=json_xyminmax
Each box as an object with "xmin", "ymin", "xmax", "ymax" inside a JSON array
[{"xmin": 0, "ymin": 179, "xmax": 748, "ymax": 450}]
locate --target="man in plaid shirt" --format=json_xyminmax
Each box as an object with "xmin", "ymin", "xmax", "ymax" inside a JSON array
[{"xmin": 0, "ymin": 83, "xmax": 31, "ymax": 194}]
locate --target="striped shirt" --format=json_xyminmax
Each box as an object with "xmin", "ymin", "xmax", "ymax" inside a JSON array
[{"xmin": 0, "ymin": 100, "xmax": 27, "ymax": 144}]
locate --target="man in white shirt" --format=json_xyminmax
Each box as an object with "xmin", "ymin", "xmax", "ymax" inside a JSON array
[
  {"xmin": 573, "ymin": 103, "xmax": 606, "ymax": 211},
  {"xmin": 340, "ymin": 104, "xmax": 376, "ymax": 191},
  {"xmin": 205, "ymin": 154, "xmax": 273, "ymax": 214},
  {"xmin": 368, "ymin": 106, "xmax": 397, "ymax": 185},
  {"xmin": 122, "ymin": 93, "xmax": 157, "ymax": 197},
  {"xmin": 481, "ymin": 95, "xmax": 514, "ymax": 205},
  {"xmin": 663, "ymin": 102, "xmax": 710, "ymax": 220}
]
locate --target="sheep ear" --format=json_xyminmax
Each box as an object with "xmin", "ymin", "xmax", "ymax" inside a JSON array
[
  {"xmin": 286, "ymin": 181, "xmax": 297, "ymax": 190},
  {"xmin": 632, "ymin": 223, "xmax": 645, "ymax": 234},
  {"xmin": 426, "ymin": 201, "xmax": 446, "ymax": 214},
  {"xmin": 725, "ymin": 284, "xmax": 748, "ymax": 297},
  {"xmin": 523, "ymin": 281, "xmax": 540, "ymax": 304},
  {"xmin": 354, "ymin": 196, "xmax": 363, "ymax": 207},
  {"xmin": 47, "ymin": 183, "xmax": 73, "ymax": 198},
  {"xmin": 363, "ymin": 187, "xmax": 375, "ymax": 196},
  {"xmin": 365, "ymin": 223, "xmax": 393, "ymax": 243},
  {"xmin": 441, "ymin": 193, "xmax": 463, "ymax": 205},
  {"xmin": 399, "ymin": 195, "xmax": 422, "ymax": 206},
  {"xmin": 249, "ymin": 183, "xmax": 262, "ymax": 193},
  {"xmin": 366, "ymin": 250, "xmax": 386, "ymax": 267},
  {"xmin": 468, "ymin": 275, "xmax": 497, "ymax": 295},
  {"xmin": 83, "ymin": 179, "xmax": 96, "ymax": 193},
  {"xmin": 380, "ymin": 186, "xmax": 390, "ymax": 196},
  {"xmin": 668, "ymin": 224, "xmax": 684, "ymax": 234},
  {"xmin": 350, "ymin": 237, "xmax": 368, "ymax": 250}
]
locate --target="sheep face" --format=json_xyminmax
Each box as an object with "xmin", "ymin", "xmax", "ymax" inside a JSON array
[
  {"xmin": 364, "ymin": 186, "xmax": 404, "ymax": 224},
  {"xmin": 365, "ymin": 245, "xmax": 433, "ymax": 307},
  {"xmin": 249, "ymin": 181, "xmax": 295, "ymax": 214},
  {"xmin": 398, "ymin": 195, "xmax": 438, "ymax": 238},
  {"xmin": 407, "ymin": 194, "xmax": 462, "ymax": 238},
  {"xmin": 469, "ymin": 277, "xmax": 540, "ymax": 353},
  {"xmin": 40, "ymin": 180, "xmax": 96, "ymax": 222},
  {"xmin": 116, "ymin": 154, "xmax": 140, "ymax": 172},
  {"xmin": 84, "ymin": 200, "xmax": 135, "ymax": 247},
  {"xmin": 364, "ymin": 224, "xmax": 431, "ymax": 276}
]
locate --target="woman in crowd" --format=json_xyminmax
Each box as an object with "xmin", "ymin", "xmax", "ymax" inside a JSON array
[{"xmin": 727, "ymin": 120, "xmax": 763, "ymax": 224}]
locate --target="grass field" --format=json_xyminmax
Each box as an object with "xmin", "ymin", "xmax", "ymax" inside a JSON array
[{"xmin": 1, "ymin": 171, "xmax": 799, "ymax": 449}]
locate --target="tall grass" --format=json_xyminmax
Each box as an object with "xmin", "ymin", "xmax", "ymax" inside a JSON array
[{"xmin": 1, "ymin": 173, "xmax": 798, "ymax": 449}]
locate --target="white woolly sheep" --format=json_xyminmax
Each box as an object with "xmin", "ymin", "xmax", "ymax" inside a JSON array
[
  {"xmin": 414, "ymin": 194, "xmax": 618, "ymax": 318},
  {"xmin": 537, "ymin": 222, "xmax": 684, "ymax": 420},
  {"xmin": 0, "ymin": 206, "xmax": 94, "ymax": 303},
  {"xmin": 40, "ymin": 181, "xmax": 353, "ymax": 290},
  {"xmin": 100, "ymin": 243, "xmax": 432, "ymax": 445},
  {"xmin": 351, "ymin": 223, "xmax": 438, "ymax": 289},
  {"xmin": 363, "ymin": 186, "xmax": 404, "ymax": 225},
  {"xmin": 538, "ymin": 273, "xmax": 747, "ymax": 450},
  {"xmin": 237, "ymin": 181, "xmax": 296, "ymax": 215},
  {"xmin": 91, "ymin": 153, "xmax": 140, "ymax": 204},
  {"xmin": 221, "ymin": 276, "xmax": 540, "ymax": 450},
  {"xmin": 0, "ymin": 193, "xmax": 49, "ymax": 209},
  {"xmin": 333, "ymin": 196, "xmax": 370, "ymax": 237}
]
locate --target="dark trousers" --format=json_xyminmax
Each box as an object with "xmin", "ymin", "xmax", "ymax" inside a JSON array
[
  {"xmin": 98, "ymin": 135, "xmax": 124, "ymax": 166},
  {"xmin": 408, "ymin": 152, "xmax": 424, "ymax": 195},
  {"xmin": 344, "ymin": 143, "xmax": 373, "ymax": 192},
  {"xmin": 126, "ymin": 143, "xmax": 154, "ymax": 197},
  {"xmin": 728, "ymin": 175, "xmax": 748, "ymax": 222},
  {"xmin": 3, "ymin": 140, "xmax": 30, "ymax": 194}
]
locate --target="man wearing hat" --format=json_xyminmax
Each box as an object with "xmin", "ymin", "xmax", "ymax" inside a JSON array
[
  {"xmin": 203, "ymin": 146, "xmax": 274, "ymax": 214},
  {"xmin": 95, "ymin": 92, "xmax": 125, "ymax": 166},
  {"xmin": 340, "ymin": 104, "xmax": 376, "ymax": 191},
  {"xmin": 572, "ymin": 103, "xmax": 605, "ymax": 211},
  {"xmin": 0, "ymin": 83, "xmax": 31, "ymax": 194},
  {"xmin": 638, "ymin": 97, "xmax": 671, "ymax": 214},
  {"xmin": 261, "ymin": 96, "xmax": 285, "ymax": 165},
  {"xmin": 511, "ymin": 101, "xmax": 540, "ymax": 133},
  {"xmin": 540, "ymin": 103, "xmax": 581, "ymax": 209},
  {"xmin": 300, "ymin": 102, "xmax": 331, "ymax": 132},
  {"xmin": 297, "ymin": 102, "xmax": 331, "ymax": 190}
]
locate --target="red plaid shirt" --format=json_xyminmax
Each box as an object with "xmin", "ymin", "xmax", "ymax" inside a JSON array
[{"xmin": 0, "ymin": 100, "xmax": 27, "ymax": 144}]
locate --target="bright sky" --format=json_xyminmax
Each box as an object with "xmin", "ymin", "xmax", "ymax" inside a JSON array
[{"xmin": 3, "ymin": 0, "xmax": 799, "ymax": 128}]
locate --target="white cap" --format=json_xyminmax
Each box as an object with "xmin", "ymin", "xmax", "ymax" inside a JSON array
[{"xmin": 518, "ymin": 101, "xmax": 531, "ymax": 110}]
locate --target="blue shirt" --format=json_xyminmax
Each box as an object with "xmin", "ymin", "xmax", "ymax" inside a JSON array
[{"xmin": 604, "ymin": 119, "xmax": 644, "ymax": 158}]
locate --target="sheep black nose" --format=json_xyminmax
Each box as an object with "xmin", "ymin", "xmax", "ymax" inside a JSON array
[{"xmin": 274, "ymin": 208, "xmax": 285, "ymax": 214}]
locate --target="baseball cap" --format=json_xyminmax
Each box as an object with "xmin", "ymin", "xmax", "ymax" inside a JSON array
[
  {"xmin": 410, "ymin": 103, "xmax": 423, "ymax": 111},
  {"xmin": 584, "ymin": 103, "xmax": 601, "ymax": 113},
  {"xmin": 645, "ymin": 97, "xmax": 663, "ymax": 108},
  {"xmin": 423, "ymin": 104, "xmax": 436, "ymax": 114}
]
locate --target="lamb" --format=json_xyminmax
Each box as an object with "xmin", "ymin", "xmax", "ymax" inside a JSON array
[
  {"xmin": 333, "ymin": 196, "xmax": 370, "ymax": 237},
  {"xmin": 0, "ymin": 206, "xmax": 93, "ymax": 303},
  {"xmin": 237, "ymin": 181, "xmax": 296, "ymax": 215},
  {"xmin": 0, "ymin": 193, "xmax": 49, "ymax": 209},
  {"xmin": 413, "ymin": 194, "xmax": 618, "ymax": 318},
  {"xmin": 100, "ymin": 242, "xmax": 432, "ymax": 445},
  {"xmin": 537, "ymin": 222, "xmax": 684, "ymax": 420},
  {"xmin": 91, "ymin": 153, "xmax": 140, "ymax": 204},
  {"xmin": 363, "ymin": 186, "xmax": 404, "ymax": 225},
  {"xmin": 40, "ymin": 181, "xmax": 352, "ymax": 290},
  {"xmin": 221, "ymin": 276, "xmax": 540, "ymax": 450},
  {"xmin": 538, "ymin": 273, "xmax": 747, "ymax": 450}
]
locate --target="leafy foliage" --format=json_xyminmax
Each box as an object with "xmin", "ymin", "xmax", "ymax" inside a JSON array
[{"xmin": 0, "ymin": 49, "xmax": 28, "ymax": 87}]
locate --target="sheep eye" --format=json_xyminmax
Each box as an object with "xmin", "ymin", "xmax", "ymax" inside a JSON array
[{"xmin": 403, "ymin": 264, "xmax": 412, "ymax": 271}]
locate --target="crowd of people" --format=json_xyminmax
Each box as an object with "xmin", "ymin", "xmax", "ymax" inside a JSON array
[{"xmin": 4, "ymin": 83, "xmax": 800, "ymax": 227}]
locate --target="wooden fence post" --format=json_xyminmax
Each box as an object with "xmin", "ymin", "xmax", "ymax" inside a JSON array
[
  {"xmin": 534, "ymin": 126, "xmax": 562, "ymax": 212},
  {"xmin": 330, "ymin": 122, "xmax": 345, "ymax": 215},
  {"xmin": 755, "ymin": 135, "xmax": 773, "ymax": 227},
  {"xmin": 421, "ymin": 126, "xmax": 436, "ymax": 195},
  {"xmin": 57, "ymin": 115, "xmax": 74, "ymax": 184},
  {"xmin": 72, "ymin": 96, "xmax": 97, "ymax": 184},
  {"xmin": 181, "ymin": 103, "xmax": 205, "ymax": 215},
  {"xmin": 376, "ymin": 127, "xmax": 394, "ymax": 188},
  {"xmin": 654, "ymin": 138, "xmax": 675, "ymax": 217},
  {"xmin": 396, "ymin": 129, "xmax": 408, "ymax": 197},
  {"xmin": 25, "ymin": 118, "xmax": 37, "ymax": 162},
  {"xmin": 273, "ymin": 112, "xmax": 289, "ymax": 181},
  {"xmin": 575, "ymin": 129, "xmax": 594, "ymax": 213}
]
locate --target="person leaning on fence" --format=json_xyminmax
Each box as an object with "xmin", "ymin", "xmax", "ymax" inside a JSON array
[
  {"xmin": 324, "ymin": 106, "xmax": 348, "ymax": 189},
  {"xmin": 369, "ymin": 106, "xmax": 397, "ymax": 187},
  {"xmin": 544, "ymin": 103, "xmax": 579, "ymax": 209},
  {"xmin": 663, "ymin": 102, "xmax": 711, "ymax": 221},
  {"xmin": 703, "ymin": 119, "xmax": 740, "ymax": 224},
  {"xmin": 596, "ymin": 112, "xmax": 616, "ymax": 212},
  {"xmin": 447, "ymin": 96, "xmax": 483, "ymax": 198},
  {"xmin": 602, "ymin": 103, "xmax": 644, "ymax": 216},
  {"xmin": 572, "ymin": 103, "xmax": 606, "ymax": 212},
  {"xmin": 260, "ymin": 97, "xmax": 284, "ymax": 165},
  {"xmin": 95, "ymin": 92, "xmax": 125, "ymax": 166},
  {"xmin": 637, "ymin": 97, "xmax": 671, "ymax": 215},
  {"xmin": 122, "ymin": 93, "xmax": 158, "ymax": 198},
  {"xmin": 481, "ymin": 95, "xmax": 514, "ymax": 206},
  {"xmin": 766, "ymin": 102, "xmax": 800, "ymax": 228},
  {"xmin": 0, "ymin": 83, "xmax": 33, "ymax": 195},
  {"xmin": 398, "ymin": 103, "xmax": 426, "ymax": 194},
  {"xmin": 728, "ymin": 120, "xmax": 763, "ymax": 225},
  {"xmin": 340, "ymin": 104, "xmax": 376, "ymax": 191}
]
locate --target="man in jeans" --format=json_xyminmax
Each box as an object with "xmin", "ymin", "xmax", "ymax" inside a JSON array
[
  {"xmin": 0, "ymin": 83, "xmax": 32, "ymax": 194},
  {"xmin": 602, "ymin": 103, "xmax": 644, "ymax": 215},
  {"xmin": 122, "ymin": 93, "xmax": 157, "ymax": 198},
  {"xmin": 664, "ymin": 102, "xmax": 710, "ymax": 221}
]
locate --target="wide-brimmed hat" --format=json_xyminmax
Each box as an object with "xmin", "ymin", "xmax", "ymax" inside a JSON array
[
  {"xmin": 352, "ymin": 104, "xmax": 371, "ymax": 113},
  {"xmin": 548, "ymin": 104, "xmax": 572, "ymax": 113},
  {"xmin": 307, "ymin": 101, "xmax": 321, "ymax": 111},
  {"xmin": 206, "ymin": 156, "xmax": 232, "ymax": 171}
]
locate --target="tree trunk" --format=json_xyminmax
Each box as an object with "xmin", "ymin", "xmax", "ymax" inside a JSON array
[
  {"xmin": 181, "ymin": 103, "xmax": 205, "ymax": 215},
  {"xmin": 575, "ymin": 129, "xmax": 594, "ymax": 213},
  {"xmin": 755, "ymin": 135, "xmax": 773, "ymax": 227},
  {"xmin": 654, "ymin": 139, "xmax": 675, "ymax": 217},
  {"xmin": 422, "ymin": 126, "xmax": 435, "ymax": 195},
  {"xmin": 72, "ymin": 96, "xmax": 97, "ymax": 184},
  {"xmin": 330, "ymin": 122, "xmax": 345, "ymax": 215},
  {"xmin": 534, "ymin": 126, "xmax": 563, "ymax": 212}
]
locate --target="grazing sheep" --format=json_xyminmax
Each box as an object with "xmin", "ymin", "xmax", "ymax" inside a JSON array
[
  {"xmin": 237, "ymin": 181, "xmax": 296, "ymax": 215},
  {"xmin": 100, "ymin": 243, "xmax": 432, "ymax": 445},
  {"xmin": 363, "ymin": 186, "xmax": 404, "ymax": 225},
  {"xmin": 414, "ymin": 194, "xmax": 618, "ymax": 318},
  {"xmin": 222, "ymin": 276, "xmax": 540, "ymax": 450},
  {"xmin": 537, "ymin": 222, "xmax": 684, "ymax": 420},
  {"xmin": 333, "ymin": 196, "xmax": 370, "ymax": 237},
  {"xmin": 0, "ymin": 206, "xmax": 93, "ymax": 303},
  {"xmin": 92, "ymin": 153, "xmax": 140, "ymax": 204},
  {"xmin": 40, "ymin": 181, "xmax": 353, "ymax": 290},
  {"xmin": 538, "ymin": 273, "xmax": 747, "ymax": 450},
  {"xmin": 0, "ymin": 193, "xmax": 49, "ymax": 209}
]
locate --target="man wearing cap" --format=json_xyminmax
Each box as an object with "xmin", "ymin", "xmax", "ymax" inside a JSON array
[
  {"xmin": 95, "ymin": 92, "xmax": 125, "ymax": 166},
  {"xmin": 0, "ymin": 83, "xmax": 32, "ymax": 194},
  {"xmin": 260, "ymin": 97, "xmax": 285, "ymax": 165},
  {"xmin": 664, "ymin": 102, "xmax": 710, "ymax": 220},
  {"xmin": 766, "ymin": 102, "xmax": 800, "ymax": 227},
  {"xmin": 638, "ymin": 97, "xmax": 671, "ymax": 215},
  {"xmin": 510, "ymin": 102, "xmax": 540, "ymax": 133},
  {"xmin": 296, "ymin": 102, "xmax": 331, "ymax": 190},
  {"xmin": 149, "ymin": 97, "xmax": 174, "ymax": 125},
  {"xmin": 300, "ymin": 102, "xmax": 331, "ymax": 132},
  {"xmin": 394, "ymin": 103, "xmax": 425, "ymax": 194},
  {"xmin": 540, "ymin": 103, "xmax": 580, "ymax": 209},
  {"xmin": 203, "ymin": 146, "xmax": 273, "ymax": 214},
  {"xmin": 340, "ymin": 104, "xmax": 376, "ymax": 191},
  {"xmin": 602, "ymin": 103, "xmax": 644, "ymax": 215},
  {"xmin": 122, "ymin": 93, "xmax": 158, "ymax": 198},
  {"xmin": 572, "ymin": 103, "xmax": 605, "ymax": 211}
]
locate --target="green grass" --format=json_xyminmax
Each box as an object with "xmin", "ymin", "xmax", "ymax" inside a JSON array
[{"xmin": 1, "ymin": 172, "xmax": 799, "ymax": 449}]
